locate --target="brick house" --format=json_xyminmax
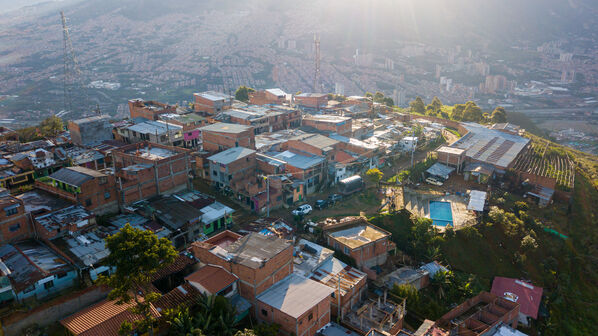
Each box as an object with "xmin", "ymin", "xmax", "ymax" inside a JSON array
[
  {"xmin": 35, "ymin": 166, "xmax": 118, "ymax": 215},
  {"xmin": 68, "ymin": 115, "xmax": 113, "ymax": 147},
  {"xmin": 34, "ymin": 205, "xmax": 95, "ymax": 240},
  {"xmin": 301, "ymin": 115, "xmax": 353, "ymax": 136},
  {"xmin": 286, "ymin": 133, "xmax": 340, "ymax": 161},
  {"xmin": 434, "ymin": 292, "xmax": 520, "ymax": 335},
  {"xmin": 200, "ymin": 122, "xmax": 255, "ymax": 153},
  {"xmin": 324, "ymin": 217, "xmax": 392, "ymax": 271},
  {"xmin": 249, "ymin": 88, "xmax": 287, "ymax": 105},
  {"xmin": 159, "ymin": 112, "xmax": 207, "ymax": 149},
  {"xmin": 128, "ymin": 98, "xmax": 176, "ymax": 120},
  {"xmin": 270, "ymin": 151, "xmax": 326, "ymax": 194},
  {"xmin": 207, "ymin": 147, "xmax": 261, "ymax": 209},
  {"xmin": 193, "ymin": 91, "xmax": 233, "ymax": 114},
  {"xmin": 112, "ymin": 142, "xmax": 191, "ymax": 205},
  {"xmin": 257, "ymin": 274, "xmax": 333, "ymax": 336},
  {"xmin": 0, "ymin": 189, "xmax": 30, "ymax": 244},
  {"xmin": 294, "ymin": 239, "xmax": 367, "ymax": 319},
  {"xmin": 190, "ymin": 231, "xmax": 293, "ymax": 304},
  {"xmin": 294, "ymin": 93, "xmax": 328, "ymax": 110},
  {"xmin": 221, "ymin": 106, "xmax": 301, "ymax": 134}
]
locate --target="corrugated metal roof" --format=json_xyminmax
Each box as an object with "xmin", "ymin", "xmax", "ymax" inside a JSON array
[
  {"xmin": 426, "ymin": 163, "xmax": 455, "ymax": 180},
  {"xmin": 207, "ymin": 147, "xmax": 255, "ymax": 165},
  {"xmin": 50, "ymin": 166, "xmax": 106, "ymax": 187},
  {"xmin": 257, "ymin": 274, "xmax": 334, "ymax": 319},
  {"xmin": 452, "ymin": 123, "xmax": 529, "ymax": 169},
  {"xmin": 273, "ymin": 150, "xmax": 324, "ymax": 170}
]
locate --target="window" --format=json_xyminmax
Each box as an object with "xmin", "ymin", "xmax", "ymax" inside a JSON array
[
  {"xmin": 344, "ymin": 246, "xmax": 350, "ymax": 255},
  {"xmin": 261, "ymin": 309, "xmax": 268, "ymax": 317},
  {"xmin": 308, "ymin": 312, "xmax": 313, "ymax": 321},
  {"xmin": 160, "ymin": 135, "xmax": 167, "ymax": 142},
  {"xmin": 44, "ymin": 280, "xmax": 54, "ymax": 289},
  {"xmin": 57, "ymin": 272, "xmax": 68, "ymax": 279},
  {"xmin": 331, "ymin": 292, "xmax": 335, "ymax": 298},
  {"xmin": 213, "ymin": 170, "xmax": 218, "ymax": 176},
  {"xmin": 9, "ymin": 223, "xmax": 20, "ymax": 232},
  {"xmin": 104, "ymin": 192, "xmax": 111, "ymax": 199},
  {"xmin": 23, "ymin": 285, "xmax": 35, "ymax": 293},
  {"xmin": 5, "ymin": 207, "xmax": 17, "ymax": 216},
  {"xmin": 85, "ymin": 199, "xmax": 92, "ymax": 206},
  {"xmin": 99, "ymin": 177, "xmax": 107, "ymax": 185},
  {"xmin": 235, "ymin": 141, "xmax": 239, "ymax": 147}
]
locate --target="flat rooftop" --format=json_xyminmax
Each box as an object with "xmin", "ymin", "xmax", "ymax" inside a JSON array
[
  {"xmin": 436, "ymin": 146, "xmax": 465, "ymax": 155},
  {"xmin": 257, "ymin": 274, "xmax": 334, "ymax": 319},
  {"xmin": 126, "ymin": 120, "xmax": 182, "ymax": 135},
  {"xmin": 35, "ymin": 205, "xmax": 93, "ymax": 233},
  {"xmin": 451, "ymin": 123, "xmax": 529, "ymax": 169},
  {"xmin": 71, "ymin": 114, "xmax": 110, "ymax": 124},
  {"xmin": 207, "ymin": 232, "xmax": 291, "ymax": 269},
  {"xmin": 292, "ymin": 133, "xmax": 339, "ymax": 150},
  {"xmin": 194, "ymin": 91, "xmax": 233, "ymax": 102},
  {"xmin": 328, "ymin": 224, "xmax": 389, "ymax": 249},
  {"xmin": 199, "ymin": 122, "xmax": 252, "ymax": 134},
  {"xmin": 303, "ymin": 114, "xmax": 352, "ymax": 124},
  {"xmin": 124, "ymin": 145, "xmax": 177, "ymax": 160}
]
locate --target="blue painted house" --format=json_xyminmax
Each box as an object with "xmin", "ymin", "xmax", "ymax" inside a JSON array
[{"xmin": 0, "ymin": 241, "xmax": 78, "ymax": 303}]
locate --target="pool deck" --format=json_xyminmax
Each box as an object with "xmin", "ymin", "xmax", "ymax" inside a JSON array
[{"xmin": 403, "ymin": 188, "xmax": 476, "ymax": 231}]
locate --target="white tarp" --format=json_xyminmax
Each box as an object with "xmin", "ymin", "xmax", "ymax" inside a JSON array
[{"xmin": 467, "ymin": 190, "xmax": 487, "ymax": 211}]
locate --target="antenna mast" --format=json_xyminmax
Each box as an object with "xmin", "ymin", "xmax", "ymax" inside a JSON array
[
  {"xmin": 313, "ymin": 33, "xmax": 321, "ymax": 93},
  {"xmin": 61, "ymin": 11, "xmax": 88, "ymax": 116}
]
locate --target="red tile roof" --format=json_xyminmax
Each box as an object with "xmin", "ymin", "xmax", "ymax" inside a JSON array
[
  {"xmin": 491, "ymin": 277, "xmax": 543, "ymax": 319},
  {"xmin": 60, "ymin": 297, "xmax": 160, "ymax": 336},
  {"xmin": 154, "ymin": 282, "xmax": 201, "ymax": 311},
  {"xmin": 151, "ymin": 253, "xmax": 196, "ymax": 282},
  {"xmin": 185, "ymin": 264, "xmax": 238, "ymax": 294}
]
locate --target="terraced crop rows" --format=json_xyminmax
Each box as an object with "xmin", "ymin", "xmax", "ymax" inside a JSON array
[{"xmin": 513, "ymin": 140, "xmax": 575, "ymax": 191}]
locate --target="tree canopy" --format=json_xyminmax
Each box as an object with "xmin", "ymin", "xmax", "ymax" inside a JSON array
[
  {"xmin": 366, "ymin": 168, "xmax": 383, "ymax": 185},
  {"xmin": 409, "ymin": 97, "xmax": 425, "ymax": 114},
  {"xmin": 490, "ymin": 106, "xmax": 507, "ymax": 123},
  {"xmin": 235, "ymin": 86, "xmax": 255, "ymax": 102},
  {"xmin": 101, "ymin": 224, "xmax": 178, "ymax": 335}
]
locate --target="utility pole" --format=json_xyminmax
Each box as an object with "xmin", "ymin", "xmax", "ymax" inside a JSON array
[
  {"xmin": 337, "ymin": 273, "xmax": 341, "ymax": 321},
  {"xmin": 266, "ymin": 176, "xmax": 270, "ymax": 217}
]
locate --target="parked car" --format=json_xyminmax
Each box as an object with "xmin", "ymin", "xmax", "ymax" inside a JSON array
[
  {"xmin": 328, "ymin": 194, "xmax": 343, "ymax": 204},
  {"xmin": 292, "ymin": 204, "xmax": 313, "ymax": 216},
  {"xmin": 425, "ymin": 177, "xmax": 443, "ymax": 186},
  {"xmin": 315, "ymin": 199, "xmax": 329, "ymax": 210}
]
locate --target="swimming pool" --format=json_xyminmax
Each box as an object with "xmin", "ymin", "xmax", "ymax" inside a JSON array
[{"xmin": 429, "ymin": 201, "xmax": 453, "ymax": 227}]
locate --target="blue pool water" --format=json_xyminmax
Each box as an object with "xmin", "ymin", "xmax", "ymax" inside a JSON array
[{"xmin": 429, "ymin": 201, "xmax": 453, "ymax": 227}]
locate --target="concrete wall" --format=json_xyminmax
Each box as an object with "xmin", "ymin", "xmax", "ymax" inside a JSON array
[
  {"xmin": 1, "ymin": 286, "xmax": 109, "ymax": 335},
  {"xmin": 202, "ymin": 129, "xmax": 256, "ymax": 153}
]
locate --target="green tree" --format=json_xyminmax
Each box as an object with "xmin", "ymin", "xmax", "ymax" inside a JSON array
[
  {"xmin": 235, "ymin": 86, "xmax": 255, "ymax": 102},
  {"xmin": 373, "ymin": 91, "xmax": 385, "ymax": 103},
  {"xmin": 427, "ymin": 96, "xmax": 442, "ymax": 115},
  {"xmin": 462, "ymin": 101, "xmax": 483, "ymax": 122},
  {"xmin": 366, "ymin": 168, "xmax": 383, "ymax": 185},
  {"xmin": 40, "ymin": 115, "xmax": 64, "ymax": 137},
  {"xmin": 409, "ymin": 97, "xmax": 425, "ymax": 114},
  {"xmin": 164, "ymin": 307, "xmax": 205, "ymax": 336},
  {"xmin": 253, "ymin": 323, "xmax": 281, "ymax": 336},
  {"xmin": 383, "ymin": 97, "xmax": 394, "ymax": 107},
  {"xmin": 451, "ymin": 104, "xmax": 466, "ymax": 121},
  {"xmin": 101, "ymin": 224, "xmax": 178, "ymax": 336},
  {"xmin": 490, "ymin": 106, "xmax": 507, "ymax": 123}
]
